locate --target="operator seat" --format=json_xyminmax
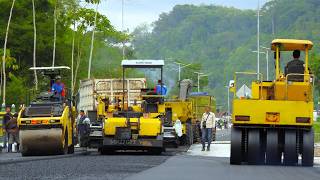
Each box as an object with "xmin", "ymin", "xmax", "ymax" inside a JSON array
[{"xmin": 285, "ymin": 60, "xmax": 304, "ymax": 82}]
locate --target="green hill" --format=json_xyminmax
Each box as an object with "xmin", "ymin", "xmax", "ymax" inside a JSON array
[{"xmin": 132, "ymin": 0, "xmax": 320, "ymax": 110}]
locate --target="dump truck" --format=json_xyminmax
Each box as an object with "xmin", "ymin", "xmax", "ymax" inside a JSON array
[
  {"xmin": 163, "ymin": 80, "xmax": 216, "ymax": 146},
  {"xmin": 86, "ymin": 60, "xmax": 165, "ymax": 154},
  {"xmin": 189, "ymin": 92, "xmax": 216, "ymax": 142},
  {"xmin": 77, "ymin": 78, "xmax": 146, "ymax": 113},
  {"xmin": 18, "ymin": 67, "xmax": 76, "ymax": 156},
  {"xmin": 230, "ymin": 39, "xmax": 315, "ymax": 166}
]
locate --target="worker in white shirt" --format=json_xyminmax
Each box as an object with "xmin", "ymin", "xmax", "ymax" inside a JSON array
[{"xmin": 200, "ymin": 106, "xmax": 216, "ymax": 151}]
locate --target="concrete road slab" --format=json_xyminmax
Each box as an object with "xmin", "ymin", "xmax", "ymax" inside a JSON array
[{"xmin": 186, "ymin": 143, "xmax": 230, "ymax": 157}]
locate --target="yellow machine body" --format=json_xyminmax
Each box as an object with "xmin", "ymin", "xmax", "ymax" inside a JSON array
[
  {"xmin": 18, "ymin": 105, "xmax": 75, "ymax": 155},
  {"xmin": 232, "ymin": 39, "xmax": 314, "ymax": 127},
  {"xmin": 230, "ymin": 39, "xmax": 315, "ymax": 166},
  {"xmin": 93, "ymin": 93, "xmax": 165, "ymax": 152},
  {"xmin": 104, "ymin": 117, "xmax": 162, "ymax": 136},
  {"xmin": 0, "ymin": 112, "xmax": 6, "ymax": 138}
]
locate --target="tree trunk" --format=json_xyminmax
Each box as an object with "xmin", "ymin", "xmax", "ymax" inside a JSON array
[
  {"xmin": 52, "ymin": 0, "xmax": 57, "ymax": 67},
  {"xmin": 2, "ymin": 0, "xmax": 15, "ymax": 105},
  {"xmin": 32, "ymin": 0, "xmax": 38, "ymax": 90},
  {"xmin": 71, "ymin": 23, "xmax": 75, "ymax": 96},
  {"xmin": 87, "ymin": 2, "xmax": 99, "ymax": 79},
  {"xmin": 74, "ymin": 38, "xmax": 82, "ymax": 90}
]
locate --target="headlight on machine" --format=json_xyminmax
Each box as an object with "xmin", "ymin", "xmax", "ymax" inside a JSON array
[{"xmin": 50, "ymin": 119, "xmax": 60, "ymax": 123}]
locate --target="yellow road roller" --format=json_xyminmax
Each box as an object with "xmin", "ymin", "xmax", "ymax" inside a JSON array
[
  {"xmin": 18, "ymin": 67, "xmax": 76, "ymax": 156},
  {"xmin": 230, "ymin": 39, "xmax": 315, "ymax": 166}
]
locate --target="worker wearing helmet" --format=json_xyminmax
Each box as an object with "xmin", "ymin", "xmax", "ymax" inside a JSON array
[{"xmin": 51, "ymin": 76, "xmax": 66, "ymax": 100}]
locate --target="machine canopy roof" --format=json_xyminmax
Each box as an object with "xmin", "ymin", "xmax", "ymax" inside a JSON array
[
  {"xmin": 29, "ymin": 66, "xmax": 71, "ymax": 70},
  {"xmin": 271, "ymin": 39, "xmax": 313, "ymax": 51},
  {"xmin": 121, "ymin": 60, "xmax": 164, "ymax": 68}
]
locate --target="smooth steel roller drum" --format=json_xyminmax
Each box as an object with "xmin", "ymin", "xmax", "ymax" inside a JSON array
[{"xmin": 20, "ymin": 129, "xmax": 63, "ymax": 156}]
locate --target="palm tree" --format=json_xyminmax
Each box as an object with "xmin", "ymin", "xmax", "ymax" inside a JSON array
[{"xmin": 2, "ymin": 0, "xmax": 16, "ymax": 105}]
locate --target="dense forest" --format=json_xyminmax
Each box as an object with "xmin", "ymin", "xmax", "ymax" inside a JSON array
[
  {"xmin": 0, "ymin": 0, "xmax": 131, "ymax": 105},
  {"xmin": 132, "ymin": 0, "xmax": 320, "ymax": 110},
  {"xmin": 0, "ymin": 0, "xmax": 320, "ymax": 110}
]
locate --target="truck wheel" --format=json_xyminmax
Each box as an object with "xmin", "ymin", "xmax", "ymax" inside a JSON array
[
  {"xmin": 230, "ymin": 127, "xmax": 243, "ymax": 165},
  {"xmin": 186, "ymin": 123, "xmax": 193, "ymax": 146},
  {"xmin": 283, "ymin": 129, "xmax": 298, "ymax": 165},
  {"xmin": 302, "ymin": 128, "xmax": 314, "ymax": 166},
  {"xmin": 266, "ymin": 129, "xmax": 281, "ymax": 165},
  {"xmin": 247, "ymin": 129, "xmax": 264, "ymax": 165}
]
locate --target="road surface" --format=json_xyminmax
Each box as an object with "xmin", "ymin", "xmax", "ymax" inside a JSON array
[{"xmin": 0, "ymin": 129, "xmax": 319, "ymax": 180}]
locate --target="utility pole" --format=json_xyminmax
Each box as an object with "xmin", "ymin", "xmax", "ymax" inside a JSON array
[
  {"xmin": 174, "ymin": 62, "xmax": 191, "ymax": 81},
  {"xmin": 194, "ymin": 72, "xmax": 208, "ymax": 92},
  {"xmin": 252, "ymin": 50, "xmax": 268, "ymax": 81},
  {"xmin": 88, "ymin": 2, "xmax": 99, "ymax": 79},
  {"xmin": 260, "ymin": 46, "xmax": 271, "ymax": 81},
  {"xmin": 122, "ymin": 0, "xmax": 125, "ymax": 60},
  {"xmin": 225, "ymin": 85, "xmax": 230, "ymax": 122},
  {"xmin": 257, "ymin": 0, "xmax": 261, "ymax": 80}
]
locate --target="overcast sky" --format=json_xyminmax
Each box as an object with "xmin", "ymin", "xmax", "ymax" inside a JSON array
[{"xmin": 96, "ymin": 0, "xmax": 268, "ymax": 31}]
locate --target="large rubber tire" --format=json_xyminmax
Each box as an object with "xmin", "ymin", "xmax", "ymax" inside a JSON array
[
  {"xmin": 247, "ymin": 129, "xmax": 264, "ymax": 165},
  {"xmin": 266, "ymin": 129, "xmax": 281, "ymax": 165},
  {"xmin": 230, "ymin": 127, "xmax": 243, "ymax": 165},
  {"xmin": 186, "ymin": 123, "xmax": 193, "ymax": 146},
  {"xmin": 302, "ymin": 128, "xmax": 314, "ymax": 167},
  {"xmin": 192, "ymin": 124, "xmax": 200, "ymax": 143},
  {"xmin": 283, "ymin": 129, "xmax": 298, "ymax": 166}
]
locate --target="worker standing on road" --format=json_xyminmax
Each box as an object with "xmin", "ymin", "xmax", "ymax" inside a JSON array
[
  {"xmin": 51, "ymin": 76, "xmax": 66, "ymax": 101},
  {"xmin": 200, "ymin": 106, "xmax": 216, "ymax": 151},
  {"xmin": 6, "ymin": 113, "xmax": 19, "ymax": 152},
  {"xmin": 76, "ymin": 110, "xmax": 90, "ymax": 147},
  {"xmin": 2, "ymin": 106, "xmax": 12, "ymax": 152}
]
